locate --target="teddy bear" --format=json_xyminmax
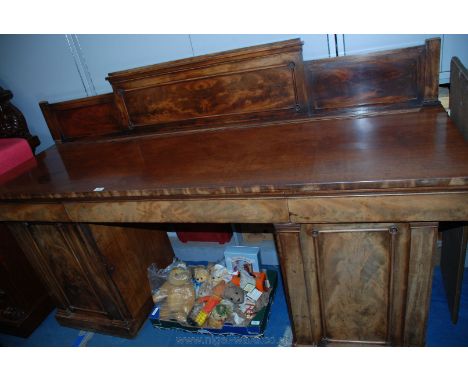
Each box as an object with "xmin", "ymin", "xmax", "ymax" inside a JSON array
[
  {"xmin": 209, "ymin": 264, "xmax": 231, "ymax": 285},
  {"xmin": 222, "ymin": 282, "xmax": 258, "ymax": 326},
  {"xmin": 222, "ymin": 282, "xmax": 245, "ymax": 305},
  {"xmin": 152, "ymin": 264, "xmax": 195, "ymax": 324},
  {"xmin": 192, "ymin": 266, "xmax": 211, "ymax": 297}
]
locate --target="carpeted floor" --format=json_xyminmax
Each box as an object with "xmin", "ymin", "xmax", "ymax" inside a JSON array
[
  {"xmin": 0, "ymin": 265, "xmax": 466, "ymax": 347},
  {"xmin": 426, "ymin": 267, "xmax": 468, "ymax": 346}
]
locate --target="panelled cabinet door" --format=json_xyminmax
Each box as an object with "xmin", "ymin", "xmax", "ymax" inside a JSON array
[
  {"xmin": 11, "ymin": 223, "xmax": 124, "ymax": 321},
  {"xmin": 7, "ymin": 221, "xmax": 175, "ymax": 338},
  {"xmin": 302, "ymin": 223, "xmax": 410, "ymax": 346}
]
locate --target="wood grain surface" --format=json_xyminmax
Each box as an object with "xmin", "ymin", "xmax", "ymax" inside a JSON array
[
  {"xmin": 274, "ymin": 224, "xmax": 314, "ymax": 345},
  {"xmin": 289, "ymin": 192, "xmax": 468, "ymax": 223},
  {"xmin": 108, "ymin": 39, "xmax": 308, "ymax": 131},
  {"xmin": 64, "ymin": 199, "xmax": 289, "ymax": 223},
  {"xmin": 2, "ymin": 106, "xmax": 468, "ymax": 201},
  {"xmin": 450, "ymin": 57, "xmax": 468, "ymax": 141},
  {"xmin": 305, "ymin": 39, "xmax": 440, "ymax": 113},
  {"xmin": 40, "ymin": 94, "xmax": 123, "ymax": 142},
  {"xmin": 300, "ymin": 223, "xmax": 411, "ymax": 346},
  {"xmin": 404, "ymin": 223, "xmax": 438, "ymax": 346}
]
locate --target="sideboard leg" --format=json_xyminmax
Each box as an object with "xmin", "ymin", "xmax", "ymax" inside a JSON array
[
  {"xmin": 404, "ymin": 222, "xmax": 438, "ymax": 346},
  {"xmin": 274, "ymin": 223, "xmax": 318, "ymax": 346}
]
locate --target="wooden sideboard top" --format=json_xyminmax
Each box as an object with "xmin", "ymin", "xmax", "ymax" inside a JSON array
[{"xmin": 2, "ymin": 105, "xmax": 468, "ymax": 201}]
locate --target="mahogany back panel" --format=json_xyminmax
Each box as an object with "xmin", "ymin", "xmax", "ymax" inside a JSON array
[
  {"xmin": 305, "ymin": 38, "xmax": 440, "ymax": 114},
  {"xmin": 38, "ymin": 38, "xmax": 441, "ymax": 143},
  {"xmin": 40, "ymin": 94, "xmax": 122, "ymax": 142},
  {"xmin": 106, "ymin": 38, "xmax": 308, "ymax": 133}
]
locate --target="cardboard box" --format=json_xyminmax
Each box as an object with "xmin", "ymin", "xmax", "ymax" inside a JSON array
[
  {"xmin": 149, "ymin": 269, "xmax": 277, "ymax": 336},
  {"xmin": 224, "ymin": 245, "xmax": 261, "ymax": 273}
]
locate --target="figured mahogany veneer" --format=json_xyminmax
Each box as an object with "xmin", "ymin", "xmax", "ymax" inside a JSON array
[
  {"xmin": 107, "ymin": 38, "xmax": 308, "ymax": 131},
  {"xmin": 306, "ymin": 39, "xmax": 440, "ymax": 114},
  {"xmin": 40, "ymin": 94, "xmax": 122, "ymax": 142},
  {"xmin": 2, "ymin": 37, "xmax": 468, "ymax": 346}
]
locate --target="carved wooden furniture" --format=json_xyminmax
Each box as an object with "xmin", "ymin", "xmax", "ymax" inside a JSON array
[
  {"xmin": 1, "ymin": 38, "xmax": 468, "ymax": 345},
  {"xmin": 440, "ymin": 57, "xmax": 468, "ymax": 324},
  {"xmin": 0, "ymin": 86, "xmax": 40, "ymax": 153}
]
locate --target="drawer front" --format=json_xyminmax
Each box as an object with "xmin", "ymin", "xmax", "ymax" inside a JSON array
[
  {"xmin": 64, "ymin": 199, "xmax": 290, "ymax": 223},
  {"xmin": 0, "ymin": 203, "xmax": 70, "ymax": 222}
]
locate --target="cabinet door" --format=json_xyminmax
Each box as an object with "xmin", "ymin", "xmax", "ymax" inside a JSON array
[
  {"xmin": 10, "ymin": 223, "xmax": 123, "ymax": 320},
  {"xmin": 302, "ymin": 223, "xmax": 410, "ymax": 346},
  {"xmin": 7, "ymin": 222, "xmax": 175, "ymax": 337}
]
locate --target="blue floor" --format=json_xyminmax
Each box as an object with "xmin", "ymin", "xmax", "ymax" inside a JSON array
[
  {"xmin": 1, "ymin": 266, "xmax": 467, "ymax": 346},
  {"xmin": 426, "ymin": 267, "xmax": 468, "ymax": 346}
]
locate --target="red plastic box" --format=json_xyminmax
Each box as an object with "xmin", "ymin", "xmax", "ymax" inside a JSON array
[{"xmin": 175, "ymin": 224, "xmax": 233, "ymax": 244}]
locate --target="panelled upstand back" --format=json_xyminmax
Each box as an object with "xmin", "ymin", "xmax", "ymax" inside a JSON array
[{"xmin": 2, "ymin": 38, "xmax": 468, "ymax": 345}]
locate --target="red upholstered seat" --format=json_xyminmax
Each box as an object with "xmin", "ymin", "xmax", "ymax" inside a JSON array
[{"xmin": 0, "ymin": 138, "xmax": 34, "ymax": 176}]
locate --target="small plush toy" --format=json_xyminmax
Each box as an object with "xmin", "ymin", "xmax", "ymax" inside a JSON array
[
  {"xmin": 207, "ymin": 304, "xmax": 229, "ymax": 329},
  {"xmin": 152, "ymin": 264, "xmax": 195, "ymax": 324},
  {"xmin": 192, "ymin": 266, "xmax": 210, "ymax": 297},
  {"xmin": 209, "ymin": 264, "xmax": 231, "ymax": 285},
  {"xmin": 222, "ymin": 282, "xmax": 245, "ymax": 305},
  {"xmin": 193, "ymin": 266, "xmax": 209, "ymax": 284}
]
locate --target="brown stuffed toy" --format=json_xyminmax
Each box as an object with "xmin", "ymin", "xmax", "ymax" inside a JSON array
[
  {"xmin": 152, "ymin": 265, "xmax": 195, "ymax": 324},
  {"xmin": 222, "ymin": 282, "xmax": 245, "ymax": 305}
]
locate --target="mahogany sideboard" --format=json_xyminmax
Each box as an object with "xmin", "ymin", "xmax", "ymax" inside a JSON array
[{"xmin": 1, "ymin": 38, "xmax": 468, "ymax": 346}]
